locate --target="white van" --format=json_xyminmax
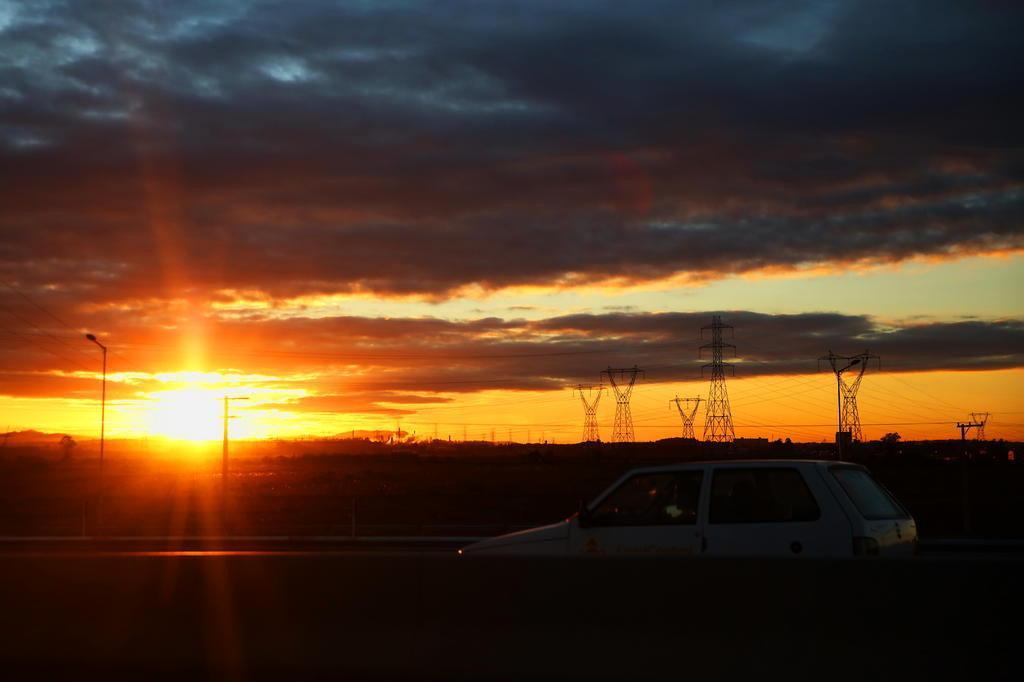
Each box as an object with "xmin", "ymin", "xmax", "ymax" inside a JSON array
[{"xmin": 461, "ymin": 460, "xmax": 917, "ymax": 558}]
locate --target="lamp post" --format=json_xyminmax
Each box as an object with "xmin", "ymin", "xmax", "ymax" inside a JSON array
[{"xmin": 85, "ymin": 333, "xmax": 107, "ymax": 529}]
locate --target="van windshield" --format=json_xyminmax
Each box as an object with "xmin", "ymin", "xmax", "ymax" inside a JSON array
[{"xmin": 830, "ymin": 467, "xmax": 907, "ymax": 520}]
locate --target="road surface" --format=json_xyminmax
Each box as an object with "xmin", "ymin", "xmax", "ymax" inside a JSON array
[{"xmin": 0, "ymin": 546, "xmax": 1019, "ymax": 679}]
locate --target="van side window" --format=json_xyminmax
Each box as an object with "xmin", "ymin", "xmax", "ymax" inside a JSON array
[
  {"xmin": 590, "ymin": 471, "xmax": 703, "ymax": 526},
  {"xmin": 710, "ymin": 468, "xmax": 820, "ymax": 524}
]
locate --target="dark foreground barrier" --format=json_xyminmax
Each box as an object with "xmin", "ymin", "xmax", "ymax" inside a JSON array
[{"xmin": 0, "ymin": 553, "xmax": 1019, "ymax": 680}]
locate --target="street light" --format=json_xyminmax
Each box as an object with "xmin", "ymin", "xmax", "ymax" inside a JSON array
[
  {"xmin": 84, "ymin": 333, "xmax": 108, "ymax": 466},
  {"xmin": 85, "ymin": 333, "xmax": 107, "ymax": 529}
]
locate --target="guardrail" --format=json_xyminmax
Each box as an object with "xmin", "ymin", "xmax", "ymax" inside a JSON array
[
  {"xmin": 3, "ymin": 534, "xmax": 1024, "ymax": 555},
  {"xmin": 917, "ymin": 537, "xmax": 1024, "ymax": 553},
  {"xmin": 0, "ymin": 534, "xmax": 479, "ymax": 552}
]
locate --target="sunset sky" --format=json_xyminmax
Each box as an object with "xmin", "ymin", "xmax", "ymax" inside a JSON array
[{"xmin": 1, "ymin": 1, "xmax": 1022, "ymax": 444}]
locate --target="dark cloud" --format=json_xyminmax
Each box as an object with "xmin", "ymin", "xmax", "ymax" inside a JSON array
[
  {"xmin": 272, "ymin": 392, "xmax": 454, "ymax": 417},
  {"xmin": 1, "ymin": 307, "xmax": 1020, "ymax": 407},
  {"xmin": 0, "ymin": 1, "xmax": 1022, "ymax": 302}
]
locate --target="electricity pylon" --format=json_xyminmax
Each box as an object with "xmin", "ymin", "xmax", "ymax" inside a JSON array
[
  {"xmin": 574, "ymin": 384, "xmax": 604, "ymax": 443},
  {"xmin": 700, "ymin": 316, "xmax": 735, "ymax": 443},
  {"xmin": 970, "ymin": 412, "xmax": 990, "ymax": 440},
  {"xmin": 670, "ymin": 396, "xmax": 703, "ymax": 440},
  {"xmin": 819, "ymin": 350, "xmax": 880, "ymax": 454},
  {"xmin": 602, "ymin": 366, "xmax": 644, "ymax": 443}
]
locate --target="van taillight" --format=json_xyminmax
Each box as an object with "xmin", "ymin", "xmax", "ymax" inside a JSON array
[{"xmin": 853, "ymin": 537, "xmax": 879, "ymax": 556}]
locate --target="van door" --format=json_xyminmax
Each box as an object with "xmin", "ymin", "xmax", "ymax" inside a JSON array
[
  {"xmin": 702, "ymin": 467, "xmax": 840, "ymax": 557},
  {"xmin": 570, "ymin": 469, "xmax": 704, "ymax": 556}
]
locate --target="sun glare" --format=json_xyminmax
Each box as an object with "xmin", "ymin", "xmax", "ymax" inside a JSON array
[{"xmin": 146, "ymin": 388, "xmax": 223, "ymax": 441}]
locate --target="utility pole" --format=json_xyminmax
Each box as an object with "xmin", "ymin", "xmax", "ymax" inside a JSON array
[
  {"xmin": 957, "ymin": 419, "xmax": 984, "ymax": 534},
  {"xmin": 700, "ymin": 316, "xmax": 735, "ymax": 443},
  {"xmin": 602, "ymin": 367, "xmax": 644, "ymax": 443},
  {"xmin": 970, "ymin": 412, "xmax": 990, "ymax": 440},
  {"xmin": 574, "ymin": 384, "xmax": 605, "ymax": 443},
  {"xmin": 671, "ymin": 396, "xmax": 704, "ymax": 440},
  {"xmin": 819, "ymin": 350, "xmax": 880, "ymax": 458},
  {"xmin": 222, "ymin": 396, "xmax": 249, "ymax": 488}
]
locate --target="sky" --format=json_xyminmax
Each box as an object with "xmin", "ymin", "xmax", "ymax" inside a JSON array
[{"xmin": 1, "ymin": 0, "xmax": 1022, "ymax": 444}]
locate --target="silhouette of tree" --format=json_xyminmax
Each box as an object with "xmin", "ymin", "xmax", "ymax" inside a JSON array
[{"xmin": 59, "ymin": 435, "xmax": 76, "ymax": 462}]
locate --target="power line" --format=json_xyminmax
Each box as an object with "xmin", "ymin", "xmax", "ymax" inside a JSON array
[
  {"xmin": 0, "ymin": 327, "xmax": 93, "ymax": 373},
  {"xmin": 0, "ymin": 278, "xmax": 77, "ymax": 330},
  {"xmin": 397, "ymin": 419, "xmax": 983, "ymax": 429},
  {"xmin": 0, "ymin": 279, "xmax": 148, "ymax": 375},
  {"xmin": 0, "ymin": 302, "xmax": 96, "ymax": 364},
  {"xmin": 886, "ymin": 372, "xmax": 968, "ymax": 414}
]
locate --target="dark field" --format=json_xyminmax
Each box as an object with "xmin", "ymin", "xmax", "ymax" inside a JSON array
[
  {"xmin": 1, "ymin": 438, "xmax": 1021, "ymax": 539},
  {"xmin": 2, "ymin": 440, "xmax": 1022, "ymax": 679}
]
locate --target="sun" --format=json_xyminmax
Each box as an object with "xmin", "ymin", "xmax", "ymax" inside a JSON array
[{"xmin": 145, "ymin": 388, "xmax": 223, "ymax": 441}]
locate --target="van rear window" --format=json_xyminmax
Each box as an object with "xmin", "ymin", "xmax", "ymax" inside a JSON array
[{"xmin": 830, "ymin": 467, "xmax": 908, "ymax": 520}]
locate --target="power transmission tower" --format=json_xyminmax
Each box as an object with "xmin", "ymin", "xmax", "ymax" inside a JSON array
[
  {"xmin": 700, "ymin": 316, "xmax": 735, "ymax": 443},
  {"xmin": 574, "ymin": 384, "xmax": 605, "ymax": 443},
  {"xmin": 670, "ymin": 396, "xmax": 704, "ymax": 440},
  {"xmin": 970, "ymin": 412, "xmax": 990, "ymax": 440},
  {"xmin": 601, "ymin": 366, "xmax": 644, "ymax": 443},
  {"xmin": 819, "ymin": 350, "xmax": 880, "ymax": 455}
]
